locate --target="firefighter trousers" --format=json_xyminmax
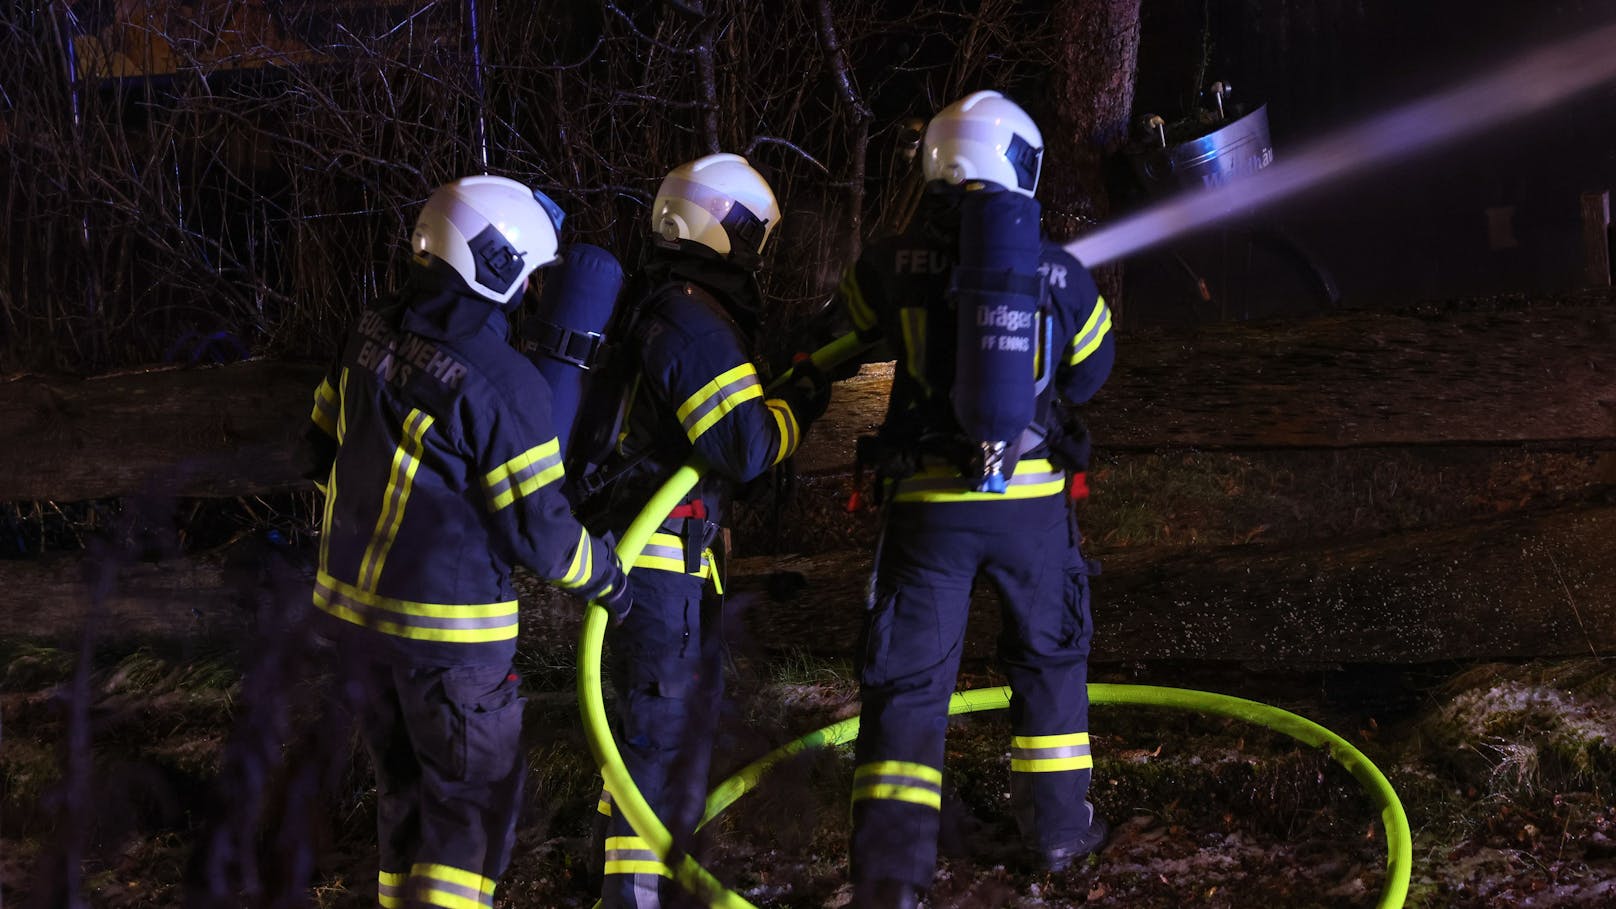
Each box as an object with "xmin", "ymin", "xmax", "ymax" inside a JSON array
[
  {"xmin": 595, "ymin": 566, "xmax": 725, "ymax": 909},
  {"xmin": 850, "ymin": 493, "xmax": 1096, "ymax": 890},
  {"xmin": 348, "ymin": 658, "xmax": 526, "ymax": 908}
]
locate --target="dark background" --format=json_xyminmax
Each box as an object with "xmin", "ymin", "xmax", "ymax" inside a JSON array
[{"xmin": 1124, "ymin": 0, "xmax": 1616, "ymax": 322}]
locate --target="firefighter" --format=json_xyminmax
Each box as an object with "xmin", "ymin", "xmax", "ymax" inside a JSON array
[
  {"xmin": 584, "ymin": 153, "xmax": 832, "ymax": 908},
  {"xmin": 836, "ymin": 92, "xmax": 1116, "ymax": 908},
  {"xmin": 304, "ymin": 175, "xmax": 630, "ymax": 909}
]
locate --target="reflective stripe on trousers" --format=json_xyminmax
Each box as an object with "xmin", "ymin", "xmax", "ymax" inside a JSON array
[{"xmin": 850, "ymin": 493, "xmax": 1094, "ymax": 887}]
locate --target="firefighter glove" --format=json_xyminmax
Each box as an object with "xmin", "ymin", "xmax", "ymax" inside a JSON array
[
  {"xmin": 594, "ymin": 553, "xmax": 633, "ymax": 625},
  {"xmin": 779, "ymin": 356, "xmax": 833, "ymax": 425},
  {"xmin": 597, "ymin": 581, "xmax": 633, "ymax": 626}
]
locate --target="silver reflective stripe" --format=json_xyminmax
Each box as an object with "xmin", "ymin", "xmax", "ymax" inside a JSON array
[
  {"xmin": 1068, "ymin": 299, "xmax": 1113, "ymax": 364},
  {"xmin": 420, "ymin": 878, "xmax": 493, "ymax": 907},
  {"xmin": 378, "ymin": 873, "xmax": 403, "ymax": 906},
  {"xmin": 314, "ymin": 579, "xmax": 517, "ymax": 631},
  {"xmin": 1011, "ymin": 743, "xmax": 1091, "ymax": 762},
  {"xmin": 641, "ymin": 543, "xmax": 686, "ymax": 562},
  {"xmin": 484, "ymin": 447, "xmax": 562, "ymax": 504},
  {"xmin": 639, "ymin": 534, "xmax": 712, "ymax": 576},
  {"xmin": 605, "ymin": 845, "xmax": 661, "ymax": 864},
  {"xmin": 1010, "ymin": 732, "xmax": 1093, "ymax": 772},
  {"xmin": 851, "ymin": 761, "xmax": 944, "ymax": 808},
  {"xmin": 680, "ymin": 371, "xmax": 761, "ymax": 437}
]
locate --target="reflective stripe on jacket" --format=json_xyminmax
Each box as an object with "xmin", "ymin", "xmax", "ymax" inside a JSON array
[
  {"xmin": 309, "ymin": 294, "xmax": 617, "ymax": 666},
  {"xmin": 835, "ymin": 188, "xmax": 1116, "ymax": 493}
]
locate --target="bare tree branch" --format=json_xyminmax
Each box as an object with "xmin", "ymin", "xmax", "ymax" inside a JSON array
[
  {"xmin": 604, "ymin": 1, "xmax": 698, "ymax": 55},
  {"xmin": 745, "ymin": 135, "xmax": 830, "ymax": 174}
]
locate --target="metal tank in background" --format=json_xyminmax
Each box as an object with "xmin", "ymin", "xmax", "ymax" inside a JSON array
[{"xmin": 1120, "ymin": 83, "xmax": 1338, "ymax": 325}]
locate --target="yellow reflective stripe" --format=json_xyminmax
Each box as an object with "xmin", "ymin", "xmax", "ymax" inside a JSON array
[
  {"xmin": 1034, "ymin": 312, "xmax": 1045, "ymax": 379},
  {"xmin": 311, "ymin": 377, "xmax": 338, "ymax": 435},
  {"xmin": 483, "ymin": 438, "xmax": 563, "ymax": 512},
  {"xmin": 597, "ymin": 796, "xmax": 612, "ymax": 816},
  {"xmin": 677, "ymin": 362, "xmax": 764, "ymax": 442},
  {"xmin": 892, "ymin": 478, "xmax": 1066, "ymax": 503},
  {"xmin": 414, "ymin": 863, "xmax": 494, "ymax": 896},
  {"xmin": 317, "ymin": 371, "xmax": 350, "ymax": 588},
  {"xmin": 850, "ymin": 783, "xmax": 943, "ymax": 809},
  {"xmin": 853, "ymin": 761, "xmax": 943, "ymax": 785},
  {"xmin": 637, "ymin": 532, "xmax": 712, "ymax": 579},
  {"xmin": 603, "ymin": 835, "xmax": 672, "ymax": 878},
  {"xmin": 604, "ymin": 860, "xmax": 673, "ymax": 877},
  {"xmin": 1011, "ymin": 731, "xmax": 1093, "ymax": 772},
  {"xmin": 851, "ymin": 761, "xmax": 943, "ymax": 808},
  {"xmin": 1066, "ymin": 295, "xmax": 1113, "ymax": 366},
  {"xmin": 408, "ymin": 863, "xmax": 494, "ymax": 909},
  {"xmin": 314, "ymin": 571, "xmax": 518, "ymax": 643},
  {"xmin": 766, "ymin": 398, "xmax": 800, "ymax": 465},
  {"xmin": 555, "ymin": 527, "xmax": 594, "ymax": 589},
  {"xmin": 898, "ymin": 307, "xmax": 928, "ymax": 388},
  {"xmin": 378, "ymin": 869, "xmax": 405, "ymax": 908},
  {"xmin": 1011, "ymin": 755, "xmax": 1095, "ymax": 772},
  {"xmin": 676, "ymin": 362, "xmax": 756, "ymax": 421},
  {"xmin": 358, "ymin": 409, "xmax": 434, "ymax": 592},
  {"xmin": 892, "ymin": 458, "xmax": 1066, "ymax": 503},
  {"xmin": 336, "ymin": 367, "xmax": 350, "ymax": 443},
  {"xmin": 1013, "ymin": 732, "xmax": 1090, "ymax": 749},
  {"xmin": 318, "ymin": 451, "xmax": 340, "ymax": 573},
  {"xmin": 411, "ymin": 887, "xmax": 489, "ymax": 909},
  {"xmin": 841, "ymin": 267, "xmax": 878, "ymax": 332},
  {"xmin": 413, "ymin": 891, "xmax": 482, "ymax": 909}
]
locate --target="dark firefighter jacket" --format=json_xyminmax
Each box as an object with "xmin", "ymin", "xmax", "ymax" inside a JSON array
[
  {"xmin": 306, "ymin": 270, "xmax": 620, "ymax": 667},
  {"xmin": 592, "ymin": 251, "xmax": 806, "ymax": 543},
  {"xmin": 838, "ymin": 188, "xmax": 1116, "ymax": 503}
]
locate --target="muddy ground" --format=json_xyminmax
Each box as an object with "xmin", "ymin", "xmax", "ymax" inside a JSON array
[{"xmin": 3, "ymin": 627, "xmax": 1615, "ymax": 908}]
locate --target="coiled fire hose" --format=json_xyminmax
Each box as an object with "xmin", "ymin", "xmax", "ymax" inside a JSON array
[{"xmin": 578, "ymin": 333, "xmax": 1411, "ymax": 909}]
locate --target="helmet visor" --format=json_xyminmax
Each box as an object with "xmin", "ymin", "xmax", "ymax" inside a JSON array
[
  {"xmin": 1007, "ymin": 133, "xmax": 1043, "ymax": 193},
  {"xmin": 720, "ymin": 200, "xmax": 769, "ymax": 266}
]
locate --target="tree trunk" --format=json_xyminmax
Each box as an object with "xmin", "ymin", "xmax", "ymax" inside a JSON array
[{"xmin": 1041, "ymin": 0, "xmax": 1143, "ymax": 313}]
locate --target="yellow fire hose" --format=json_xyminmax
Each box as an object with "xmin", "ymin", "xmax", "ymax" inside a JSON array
[{"xmin": 577, "ymin": 333, "xmax": 1411, "ymax": 909}]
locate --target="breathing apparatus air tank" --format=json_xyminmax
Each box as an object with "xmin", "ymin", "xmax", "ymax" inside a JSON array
[
  {"xmin": 950, "ymin": 185, "xmax": 1045, "ymax": 493},
  {"xmin": 519, "ymin": 243, "xmax": 624, "ymax": 461}
]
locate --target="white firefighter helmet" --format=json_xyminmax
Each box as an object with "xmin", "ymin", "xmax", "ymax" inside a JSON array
[
  {"xmin": 411, "ymin": 174, "xmax": 566, "ymax": 306},
  {"xmin": 650, "ymin": 154, "xmax": 781, "ymax": 267},
  {"xmin": 922, "ymin": 91, "xmax": 1044, "ymax": 197}
]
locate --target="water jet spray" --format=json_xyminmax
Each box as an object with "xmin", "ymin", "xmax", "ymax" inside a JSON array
[{"xmin": 1068, "ymin": 19, "xmax": 1616, "ymax": 268}]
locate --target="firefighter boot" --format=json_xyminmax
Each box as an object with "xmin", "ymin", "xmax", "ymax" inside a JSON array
[{"xmin": 1038, "ymin": 801, "xmax": 1110, "ymax": 871}]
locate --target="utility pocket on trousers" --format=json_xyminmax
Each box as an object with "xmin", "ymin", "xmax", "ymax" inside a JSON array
[
  {"xmin": 442, "ymin": 666, "xmax": 526, "ymax": 784},
  {"xmin": 858, "ymin": 590, "xmax": 898, "ymax": 688},
  {"xmin": 1060, "ymin": 563, "xmax": 1094, "ymax": 653}
]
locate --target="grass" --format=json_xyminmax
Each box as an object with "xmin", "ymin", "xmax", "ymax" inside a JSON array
[
  {"xmin": 1080, "ymin": 448, "xmax": 1612, "ymax": 551},
  {"xmin": 5, "ymin": 633, "xmax": 1616, "ymax": 906},
  {"xmin": 0, "ymin": 643, "xmax": 77, "ymax": 691}
]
